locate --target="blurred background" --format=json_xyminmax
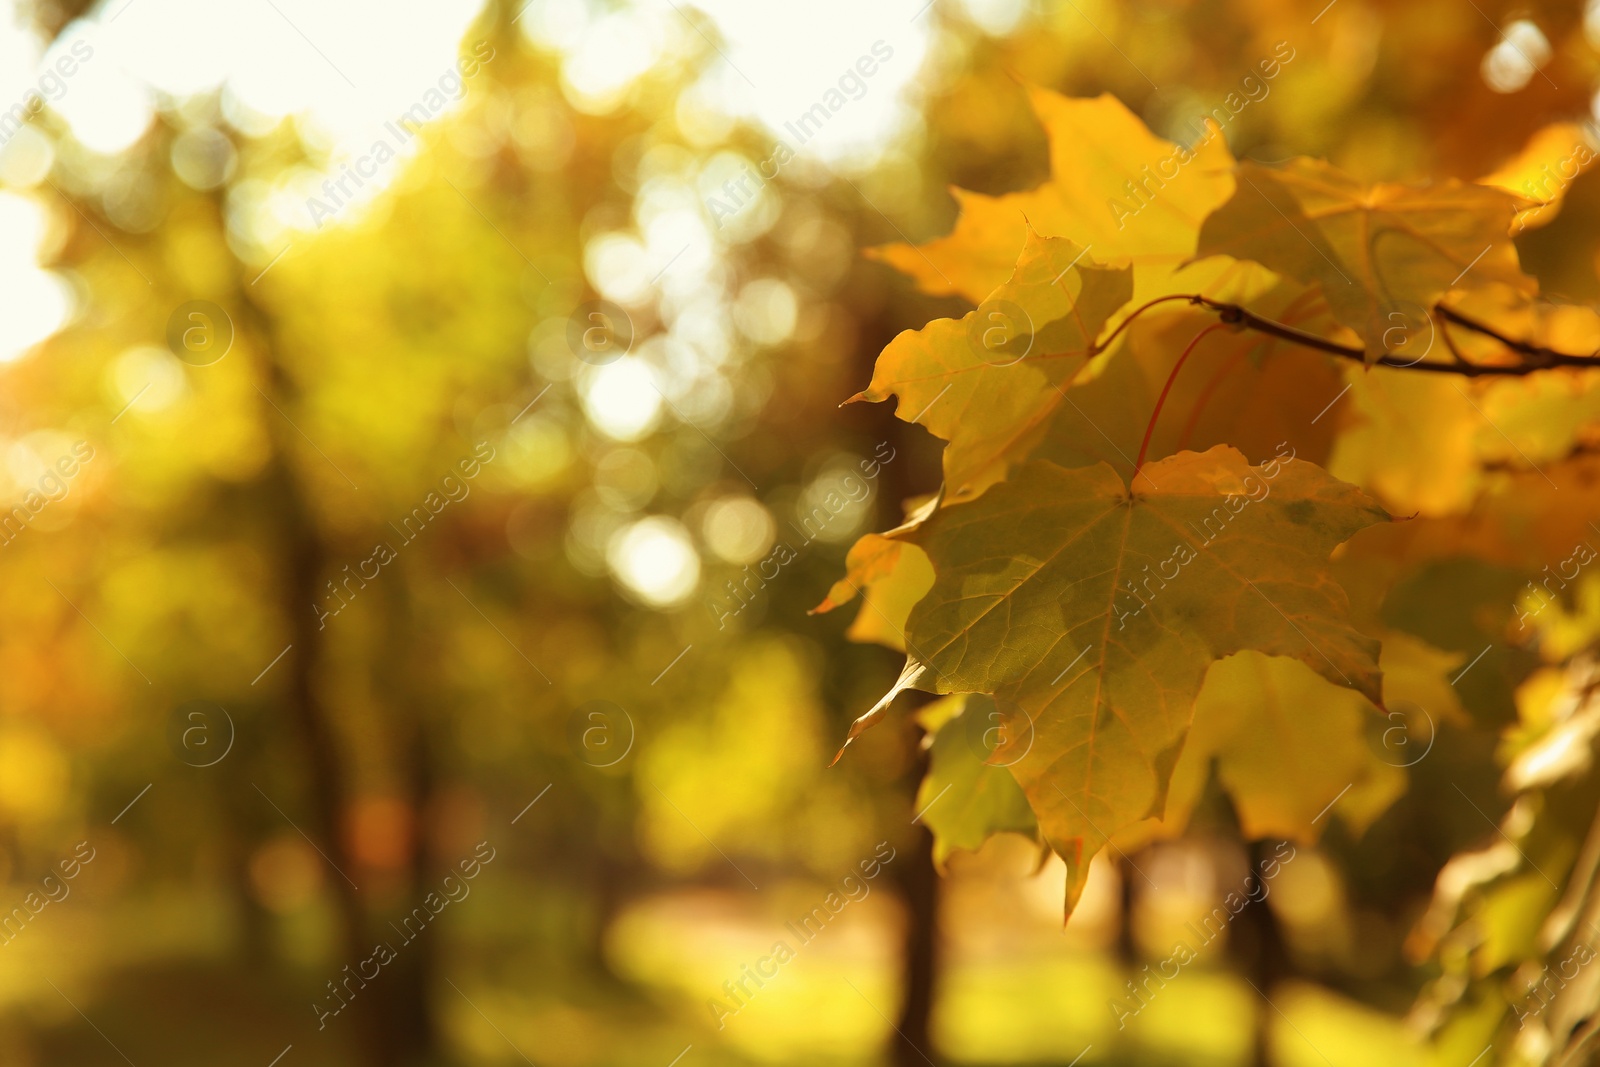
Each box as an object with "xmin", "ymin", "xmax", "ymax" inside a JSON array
[{"xmin": 3, "ymin": 0, "xmax": 1600, "ymax": 1064}]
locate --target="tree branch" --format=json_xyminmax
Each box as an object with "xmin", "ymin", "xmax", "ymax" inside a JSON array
[{"xmin": 1185, "ymin": 296, "xmax": 1600, "ymax": 378}]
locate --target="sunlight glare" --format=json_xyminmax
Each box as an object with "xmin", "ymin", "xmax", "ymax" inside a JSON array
[
  {"xmin": 0, "ymin": 192, "xmax": 71, "ymax": 364},
  {"xmin": 608, "ymin": 515, "xmax": 701, "ymax": 606},
  {"xmin": 583, "ymin": 358, "xmax": 664, "ymax": 441}
]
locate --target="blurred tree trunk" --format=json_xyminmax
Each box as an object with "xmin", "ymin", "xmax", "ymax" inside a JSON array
[
  {"xmin": 371, "ymin": 577, "xmax": 440, "ymax": 1065},
  {"xmin": 220, "ymin": 783, "xmax": 274, "ymax": 967},
  {"xmin": 1116, "ymin": 855, "xmax": 1139, "ymax": 964},
  {"xmin": 1234, "ymin": 837, "xmax": 1292, "ymax": 1067},
  {"xmin": 891, "ymin": 750, "xmax": 941, "ymax": 1067},
  {"xmin": 878, "ymin": 404, "xmax": 942, "ymax": 1066},
  {"xmin": 235, "ymin": 279, "xmax": 387, "ymax": 1067}
]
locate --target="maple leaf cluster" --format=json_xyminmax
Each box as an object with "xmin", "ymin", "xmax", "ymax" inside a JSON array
[{"xmin": 822, "ymin": 88, "xmax": 1600, "ymax": 916}]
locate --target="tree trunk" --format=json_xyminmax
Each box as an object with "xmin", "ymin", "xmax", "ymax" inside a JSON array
[
  {"xmin": 1234, "ymin": 837, "xmax": 1292, "ymax": 1067},
  {"xmin": 878, "ymin": 401, "xmax": 942, "ymax": 1065},
  {"xmin": 234, "ymin": 281, "xmax": 387, "ymax": 1067},
  {"xmin": 369, "ymin": 577, "xmax": 440, "ymax": 1066},
  {"xmin": 891, "ymin": 753, "xmax": 942, "ymax": 1067}
]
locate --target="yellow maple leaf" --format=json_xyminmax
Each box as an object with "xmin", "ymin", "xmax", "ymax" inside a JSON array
[
  {"xmin": 869, "ymin": 88, "xmax": 1275, "ymax": 310},
  {"xmin": 849, "ymin": 231, "xmax": 1132, "ymax": 501},
  {"xmin": 1478, "ymin": 122, "xmax": 1595, "ymax": 234},
  {"xmin": 1195, "ymin": 158, "xmax": 1530, "ymax": 360},
  {"xmin": 849, "ymin": 446, "xmax": 1389, "ymax": 913}
]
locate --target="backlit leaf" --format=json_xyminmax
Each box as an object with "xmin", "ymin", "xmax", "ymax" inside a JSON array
[
  {"xmin": 1195, "ymin": 159, "xmax": 1529, "ymax": 359},
  {"xmin": 1185, "ymin": 651, "xmax": 1403, "ymax": 843},
  {"xmin": 813, "ymin": 533, "xmax": 905, "ymax": 616},
  {"xmin": 816, "ymin": 535, "xmax": 936, "ymax": 654},
  {"xmin": 912, "ymin": 693, "xmax": 1039, "ymax": 869},
  {"xmin": 850, "ymin": 231, "xmax": 1132, "ymax": 501},
  {"xmin": 898, "ymin": 446, "xmax": 1389, "ymax": 911},
  {"xmin": 1477, "ymin": 122, "xmax": 1595, "ymax": 234},
  {"xmin": 870, "ymin": 88, "xmax": 1275, "ymax": 309},
  {"xmin": 1029, "ymin": 280, "xmax": 1347, "ymax": 478},
  {"xmin": 1132, "ymin": 636, "xmax": 1450, "ymax": 853}
]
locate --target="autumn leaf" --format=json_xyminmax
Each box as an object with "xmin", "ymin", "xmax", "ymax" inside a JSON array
[
  {"xmin": 1195, "ymin": 159, "xmax": 1530, "ymax": 359},
  {"xmin": 850, "ymin": 230, "xmax": 1132, "ymax": 501},
  {"xmin": 1327, "ymin": 355, "xmax": 1600, "ymax": 518},
  {"xmin": 1442, "ymin": 282, "xmax": 1600, "ymax": 365},
  {"xmin": 912, "ymin": 693, "xmax": 1039, "ymax": 869},
  {"xmin": 812, "ymin": 533, "xmax": 905, "ymax": 616},
  {"xmin": 896, "ymin": 446, "xmax": 1390, "ymax": 911},
  {"xmin": 1347, "ymin": 453, "xmax": 1600, "ymax": 574},
  {"xmin": 1478, "ymin": 122, "xmax": 1596, "ymax": 234},
  {"xmin": 1118, "ymin": 635, "xmax": 1454, "ymax": 856},
  {"xmin": 1180, "ymin": 651, "xmax": 1405, "ymax": 842},
  {"xmin": 1409, "ymin": 656, "xmax": 1600, "ymax": 1051},
  {"xmin": 1028, "ymin": 280, "xmax": 1348, "ymax": 478},
  {"xmin": 1378, "ymin": 632, "xmax": 1470, "ymax": 730},
  {"xmin": 870, "ymin": 87, "xmax": 1276, "ymax": 310},
  {"xmin": 813, "ymin": 534, "xmax": 936, "ymax": 653},
  {"xmin": 1326, "ymin": 368, "xmax": 1489, "ymax": 516}
]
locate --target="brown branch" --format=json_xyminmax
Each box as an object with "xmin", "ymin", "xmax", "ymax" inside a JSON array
[
  {"xmin": 1432, "ymin": 303, "xmax": 1589, "ymax": 368},
  {"xmin": 1436, "ymin": 314, "xmax": 1476, "ymax": 369},
  {"xmin": 1049, "ymin": 289, "xmax": 1600, "ymax": 378},
  {"xmin": 1187, "ymin": 296, "xmax": 1600, "ymax": 378}
]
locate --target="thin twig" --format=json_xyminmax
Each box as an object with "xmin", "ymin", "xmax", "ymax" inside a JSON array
[
  {"xmin": 1434, "ymin": 303, "xmax": 1583, "ymax": 367},
  {"xmin": 1437, "ymin": 313, "xmax": 1477, "ymax": 369},
  {"xmin": 1186, "ymin": 296, "xmax": 1600, "ymax": 377},
  {"xmin": 1090, "ymin": 293, "xmax": 1197, "ymax": 356},
  {"xmin": 1136, "ymin": 323, "xmax": 1228, "ymax": 473}
]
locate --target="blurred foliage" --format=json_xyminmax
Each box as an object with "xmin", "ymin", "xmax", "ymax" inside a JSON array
[{"xmin": 1, "ymin": 0, "xmax": 1600, "ymax": 1065}]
